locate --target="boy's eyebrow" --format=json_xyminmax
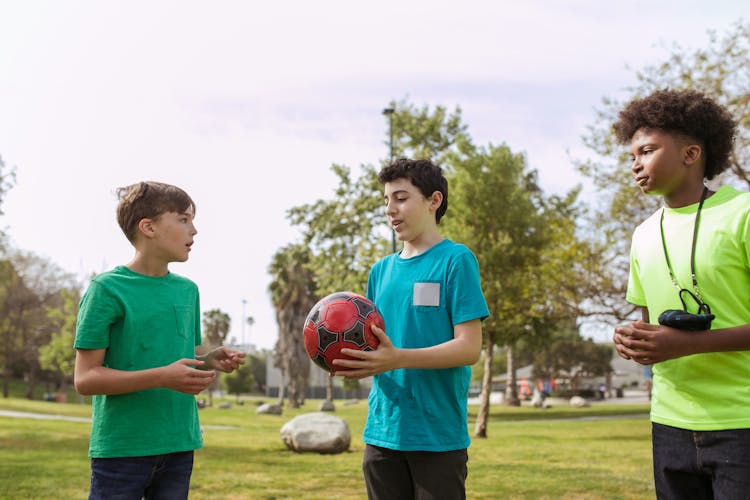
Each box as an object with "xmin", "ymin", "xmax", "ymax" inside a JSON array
[{"xmin": 384, "ymin": 189, "xmax": 409, "ymax": 199}]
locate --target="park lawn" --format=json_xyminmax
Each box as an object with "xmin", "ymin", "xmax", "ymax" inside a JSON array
[{"xmin": 0, "ymin": 397, "xmax": 653, "ymax": 499}]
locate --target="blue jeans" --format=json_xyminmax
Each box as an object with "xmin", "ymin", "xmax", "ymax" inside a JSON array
[
  {"xmin": 89, "ymin": 451, "xmax": 194, "ymax": 500},
  {"xmin": 652, "ymin": 423, "xmax": 750, "ymax": 499}
]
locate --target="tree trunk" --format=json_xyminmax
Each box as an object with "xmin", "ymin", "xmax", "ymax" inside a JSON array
[
  {"xmin": 504, "ymin": 343, "xmax": 520, "ymax": 406},
  {"xmin": 326, "ymin": 376, "xmax": 334, "ymax": 402},
  {"xmin": 473, "ymin": 334, "xmax": 494, "ymax": 438},
  {"xmin": 277, "ymin": 370, "xmax": 286, "ymax": 406}
]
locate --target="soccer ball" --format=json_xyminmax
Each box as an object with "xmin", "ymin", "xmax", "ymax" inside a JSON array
[{"xmin": 303, "ymin": 292, "xmax": 384, "ymax": 373}]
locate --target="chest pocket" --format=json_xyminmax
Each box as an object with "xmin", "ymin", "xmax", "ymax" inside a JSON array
[
  {"xmin": 174, "ymin": 305, "xmax": 195, "ymax": 342},
  {"xmin": 413, "ymin": 282, "xmax": 441, "ymax": 307}
]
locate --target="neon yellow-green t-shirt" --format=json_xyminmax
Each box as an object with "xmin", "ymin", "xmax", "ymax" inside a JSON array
[
  {"xmin": 627, "ymin": 186, "xmax": 750, "ymax": 430},
  {"xmin": 75, "ymin": 266, "xmax": 203, "ymax": 457}
]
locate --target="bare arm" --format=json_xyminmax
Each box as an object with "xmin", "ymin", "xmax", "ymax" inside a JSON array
[
  {"xmin": 614, "ymin": 307, "xmax": 750, "ymax": 364},
  {"xmin": 74, "ymin": 348, "xmax": 216, "ymax": 396},
  {"xmin": 332, "ymin": 319, "xmax": 483, "ymax": 379}
]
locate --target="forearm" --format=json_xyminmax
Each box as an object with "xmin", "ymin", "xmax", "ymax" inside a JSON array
[
  {"xmin": 75, "ymin": 365, "xmax": 166, "ymax": 396},
  {"xmin": 688, "ymin": 324, "xmax": 750, "ymax": 355},
  {"xmin": 396, "ymin": 336, "xmax": 481, "ymax": 370}
]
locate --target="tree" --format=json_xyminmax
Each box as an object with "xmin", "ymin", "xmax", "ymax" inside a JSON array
[
  {"xmin": 442, "ymin": 139, "xmax": 586, "ymax": 437},
  {"xmin": 223, "ymin": 363, "xmax": 254, "ymax": 403},
  {"xmin": 533, "ymin": 337, "xmax": 613, "ymax": 391},
  {"xmin": 38, "ymin": 288, "xmax": 80, "ymax": 390},
  {"xmin": 202, "ymin": 309, "xmax": 231, "ymax": 347},
  {"xmin": 577, "ymin": 21, "xmax": 750, "ymax": 325},
  {"xmin": 268, "ymin": 244, "xmax": 316, "ymax": 408},
  {"xmin": 0, "ymin": 251, "xmax": 77, "ymax": 398},
  {"xmin": 200, "ymin": 308, "xmax": 231, "ymax": 406},
  {"xmin": 0, "ymin": 155, "xmax": 16, "ymax": 251}
]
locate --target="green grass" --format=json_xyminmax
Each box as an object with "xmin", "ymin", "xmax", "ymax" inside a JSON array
[{"xmin": 0, "ymin": 397, "xmax": 654, "ymax": 499}]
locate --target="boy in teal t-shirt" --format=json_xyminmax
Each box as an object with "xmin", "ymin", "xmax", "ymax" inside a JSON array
[
  {"xmin": 333, "ymin": 158, "xmax": 489, "ymax": 500},
  {"xmin": 74, "ymin": 181, "xmax": 245, "ymax": 499},
  {"xmin": 613, "ymin": 89, "xmax": 750, "ymax": 498}
]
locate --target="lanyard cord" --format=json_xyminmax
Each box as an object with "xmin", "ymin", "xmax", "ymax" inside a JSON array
[{"xmin": 659, "ymin": 186, "xmax": 708, "ymax": 302}]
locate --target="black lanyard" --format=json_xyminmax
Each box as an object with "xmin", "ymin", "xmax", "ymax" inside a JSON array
[{"xmin": 659, "ymin": 186, "xmax": 711, "ymax": 312}]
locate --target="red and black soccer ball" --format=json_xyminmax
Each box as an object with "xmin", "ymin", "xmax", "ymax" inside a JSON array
[{"xmin": 303, "ymin": 292, "xmax": 384, "ymax": 373}]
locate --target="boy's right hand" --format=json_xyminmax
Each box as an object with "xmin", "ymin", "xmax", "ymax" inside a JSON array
[{"xmin": 160, "ymin": 359, "xmax": 216, "ymax": 394}]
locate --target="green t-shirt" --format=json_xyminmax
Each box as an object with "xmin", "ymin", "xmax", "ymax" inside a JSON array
[
  {"xmin": 627, "ymin": 186, "xmax": 750, "ymax": 430},
  {"xmin": 74, "ymin": 266, "xmax": 203, "ymax": 457}
]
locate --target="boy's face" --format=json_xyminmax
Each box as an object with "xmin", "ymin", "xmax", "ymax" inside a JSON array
[
  {"xmin": 148, "ymin": 207, "xmax": 197, "ymax": 263},
  {"xmin": 383, "ymin": 178, "xmax": 439, "ymax": 243},
  {"xmin": 629, "ymin": 128, "xmax": 695, "ymax": 197}
]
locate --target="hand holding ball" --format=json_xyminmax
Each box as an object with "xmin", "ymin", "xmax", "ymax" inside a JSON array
[{"xmin": 303, "ymin": 292, "xmax": 384, "ymax": 373}]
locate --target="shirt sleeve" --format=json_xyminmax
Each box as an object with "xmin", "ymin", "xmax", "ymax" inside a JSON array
[
  {"xmin": 74, "ymin": 281, "xmax": 123, "ymax": 349},
  {"xmin": 446, "ymin": 249, "xmax": 490, "ymax": 325}
]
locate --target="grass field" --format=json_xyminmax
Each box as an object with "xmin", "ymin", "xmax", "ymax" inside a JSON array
[{"xmin": 0, "ymin": 396, "xmax": 654, "ymax": 499}]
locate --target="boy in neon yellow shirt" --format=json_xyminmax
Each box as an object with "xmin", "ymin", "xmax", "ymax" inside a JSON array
[
  {"xmin": 74, "ymin": 181, "xmax": 244, "ymax": 499},
  {"xmin": 613, "ymin": 89, "xmax": 750, "ymax": 498}
]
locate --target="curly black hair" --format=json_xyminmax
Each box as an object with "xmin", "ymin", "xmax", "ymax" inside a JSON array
[
  {"xmin": 378, "ymin": 158, "xmax": 448, "ymax": 223},
  {"xmin": 612, "ymin": 89, "xmax": 737, "ymax": 180}
]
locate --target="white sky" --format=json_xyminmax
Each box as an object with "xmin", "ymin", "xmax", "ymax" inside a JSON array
[{"xmin": 0, "ymin": 1, "xmax": 746, "ymax": 350}]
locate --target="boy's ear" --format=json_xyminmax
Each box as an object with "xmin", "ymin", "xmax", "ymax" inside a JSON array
[
  {"xmin": 137, "ymin": 218, "xmax": 156, "ymax": 239},
  {"xmin": 683, "ymin": 144, "xmax": 702, "ymax": 166},
  {"xmin": 429, "ymin": 191, "xmax": 443, "ymax": 211}
]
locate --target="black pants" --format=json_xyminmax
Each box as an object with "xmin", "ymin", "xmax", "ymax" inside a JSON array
[{"xmin": 363, "ymin": 444, "xmax": 468, "ymax": 500}]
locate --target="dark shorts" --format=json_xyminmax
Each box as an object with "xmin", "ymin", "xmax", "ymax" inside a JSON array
[
  {"xmin": 89, "ymin": 450, "xmax": 194, "ymax": 500},
  {"xmin": 363, "ymin": 444, "xmax": 468, "ymax": 500},
  {"xmin": 652, "ymin": 422, "xmax": 750, "ymax": 500}
]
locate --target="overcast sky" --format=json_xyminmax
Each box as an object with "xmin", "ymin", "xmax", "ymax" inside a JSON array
[{"xmin": 0, "ymin": 1, "xmax": 746, "ymax": 350}]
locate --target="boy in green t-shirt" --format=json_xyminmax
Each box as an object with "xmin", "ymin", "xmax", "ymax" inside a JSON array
[
  {"xmin": 74, "ymin": 181, "xmax": 245, "ymax": 499},
  {"xmin": 613, "ymin": 89, "xmax": 750, "ymax": 498}
]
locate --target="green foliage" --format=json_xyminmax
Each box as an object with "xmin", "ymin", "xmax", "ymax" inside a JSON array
[
  {"xmin": 286, "ymin": 166, "xmax": 385, "ymax": 295},
  {"xmin": 533, "ymin": 337, "xmax": 614, "ymax": 387},
  {"xmin": 38, "ymin": 288, "xmax": 80, "ymax": 381},
  {"xmin": 223, "ymin": 361, "xmax": 254, "ymax": 400},
  {"xmin": 268, "ymin": 244, "xmax": 316, "ymax": 407},
  {"xmin": 201, "ymin": 308, "xmax": 231, "ymax": 348}
]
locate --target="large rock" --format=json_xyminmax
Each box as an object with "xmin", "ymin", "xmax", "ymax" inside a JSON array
[
  {"xmin": 256, "ymin": 402, "xmax": 283, "ymax": 415},
  {"xmin": 319, "ymin": 399, "xmax": 336, "ymax": 412},
  {"xmin": 569, "ymin": 395, "xmax": 590, "ymax": 408},
  {"xmin": 280, "ymin": 412, "xmax": 351, "ymax": 454}
]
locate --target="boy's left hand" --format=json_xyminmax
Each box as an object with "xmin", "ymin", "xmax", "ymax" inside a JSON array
[
  {"xmin": 614, "ymin": 320, "xmax": 700, "ymax": 364},
  {"xmin": 332, "ymin": 325, "xmax": 401, "ymax": 379},
  {"xmin": 199, "ymin": 346, "xmax": 246, "ymax": 373}
]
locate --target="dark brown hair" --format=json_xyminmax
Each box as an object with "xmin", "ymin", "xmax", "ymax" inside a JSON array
[
  {"xmin": 378, "ymin": 158, "xmax": 449, "ymax": 223},
  {"xmin": 612, "ymin": 88, "xmax": 736, "ymax": 180}
]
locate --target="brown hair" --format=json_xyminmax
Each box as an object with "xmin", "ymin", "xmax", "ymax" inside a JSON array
[{"xmin": 116, "ymin": 181, "xmax": 195, "ymax": 242}]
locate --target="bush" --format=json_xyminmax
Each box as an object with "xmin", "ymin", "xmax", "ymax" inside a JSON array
[{"xmin": 549, "ymin": 389, "xmax": 597, "ymax": 399}]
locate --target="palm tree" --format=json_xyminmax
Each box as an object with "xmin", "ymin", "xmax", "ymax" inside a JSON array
[
  {"xmin": 268, "ymin": 244, "xmax": 317, "ymax": 408},
  {"xmin": 201, "ymin": 308, "xmax": 231, "ymax": 405}
]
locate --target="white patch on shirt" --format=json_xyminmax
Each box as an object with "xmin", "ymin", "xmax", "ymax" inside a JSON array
[{"xmin": 413, "ymin": 282, "xmax": 440, "ymax": 306}]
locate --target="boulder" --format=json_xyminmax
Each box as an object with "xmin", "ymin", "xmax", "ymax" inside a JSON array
[
  {"xmin": 280, "ymin": 412, "xmax": 351, "ymax": 454},
  {"xmin": 569, "ymin": 395, "xmax": 590, "ymax": 408},
  {"xmin": 319, "ymin": 399, "xmax": 336, "ymax": 412},
  {"xmin": 256, "ymin": 402, "xmax": 283, "ymax": 415}
]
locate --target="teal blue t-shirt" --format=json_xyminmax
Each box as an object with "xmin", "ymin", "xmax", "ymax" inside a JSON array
[
  {"xmin": 364, "ymin": 239, "xmax": 489, "ymax": 451},
  {"xmin": 74, "ymin": 266, "xmax": 203, "ymax": 458}
]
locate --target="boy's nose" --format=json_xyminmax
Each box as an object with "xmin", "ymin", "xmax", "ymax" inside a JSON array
[{"xmin": 631, "ymin": 159, "xmax": 642, "ymax": 175}]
